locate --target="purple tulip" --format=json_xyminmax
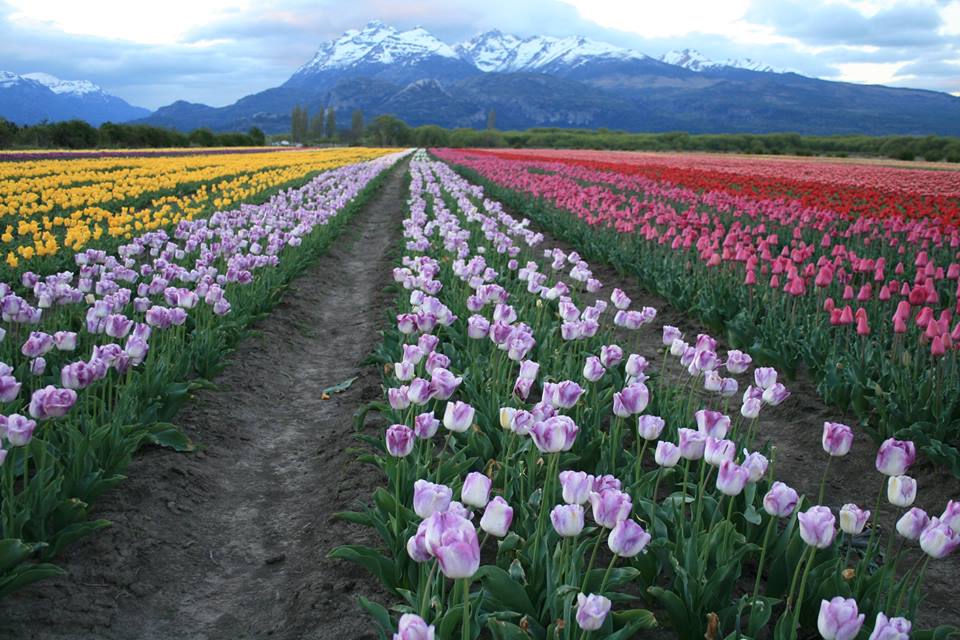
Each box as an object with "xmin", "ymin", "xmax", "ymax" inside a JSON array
[
  {"xmin": 559, "ymin": 470, "xmax": 593, "ymax": 505},
  {"xmin": 610, "ymin": 288, "xmax": 631, "ymax": 310},
  {"xmin": 887, "ymin": 475, "xmax": 917, "ymax": 507},
  {"xmin": 662, "ymin": 325, "xmax": 682, "ymax": 346},
  {"xmin": 395, "ymin": 360, "xmax": 415, "ymax": 382},
  {"xmin": 393, "ymin": 613, "xmax": 435, "ymax": 640},
  {"xmin": 608, "ymin": 519, "xmax": 651, "ymax": 557},
  {"xmin": 28, "ymin": 385, "xmax": 78, "ymax": 420},
  {"xmin": 839, "ymin": 504, "xmax": 871, "ymax": 535},
  {"xmin": 724, "ymin": 350, "xmax": 752, "ymax": 374},
  {"xmin": 741, "ymin": 398, "xmax": 762, "ymax": 419},
  {"xmin": 754, "ymin": 367, "xmax": 778, "ymax": 390},
  {"xmin": 21, "ymin": 331, "xmax": 53, "ymax": 358},
  {"xmin": 551, "ymin": 503, "xmax": 585, "ymax": 537},
  {"xmin": 461, "ymin": 472, "xmax": 492, "ymax": 509},
  {"xmin": 430, "ymin": 368, "xmax": 462, "ymax": 401},
  {"xmin": 0, "ymin": 375, "xmax": 21, "ymax": 402},
  {"xmin": 654, "ymin": 441, "xmax": 681, "ymax": 467},
  {"xmin": 762, "ymin": 383, "xmax": 791, "ymax": 406},
  {"xmin": 551, "ymin": 380, "xmax": 584, "ymax": 409},
  {"xmin": 576, "ymin": 593, "xmax": 612, "ymax": 631},
  {"xmin": 407, "ymin": 378, "xmax": 434, "ymax": 405},
  {"xmin": 919, "ymin": 517, "xmax": 960, "ymax": 558},
  {"xmin": 412, "ymin": 479, "xmax": 452, "ymax": 519},
  {"xmin": 678, "ymin": 428, "xmax": 707, "ymax": 460},
  {"xmin": 695, "ymin": 409, "xmax": 730, "ymax": 439},
  {"xmin": 124, "ymin": 336, "xmax": 149, "ymax": 366},
  {"xmin": 799, "ymin": 505, "xmax": 837, "ymax": 548},
  {"xmin": 513, "ymin": 360, "xmax": 539, "ymax": 400},
  {"xmin": 424, "ymin": 351, "xmax": 450, "ymax": 375},
  {"xmin": 4, "ymin": 414, "xmax": 37, "ymax": 447},
  {"xmin": 105, "ymin": 314, "xmax": 133, "ymax": 339},
  {"xmin": 941, "ymin": 500, "xmax": 960, "ymax": 531},
  {"xmin": 61, "ymin": 360, "xmax": 98, "ymax": 390},
  {"xmin": 876, "ymin": 438, "xmax": 916, "ymax": 476},
  {"xmin": 582, "ymin": 356, "xmax": 606, "ymax": 382},
  {"xmin": 763, "ymin": 481, "xmax": 799, "ymax": 517},
  {"xmin": 386, "ymin": 425, "xmax": 415, "ymax": 457},
  {"xmin": 418, "ymin": 334, "xmax": 439, "ymax": 354},
  {"xmin": 466, "ymin": 315, "xmax": 490, "ymax": 339},
  {"xmin": 443, "ymin": 401, "xmax": 475, "ymax": 433},
  {"xmin": 589, "ymin": 488, "xmax": 632, "ymax": 528},
  {"xmin": 818, "ymin": 597, "xmax": 865, "ymax": 640},
  {"xmin": 719, "ymin": 377, "xmax": 739, "ymax": 397},
  {"xmin": 531, "ymin": 415, "xmax": 579, "ymax": 453},
  {"xmin": 396, "ymin": 313, "xmax": 417, "ymax": 334},
  {"xmin": 742, "ymin": 451, "xmax": 769, "ymax": 482},
  {"xmin": 29, "ymin": 357, "xmax": 45, "ymax": 376},
  {"xmin": 704, "ymin": 437, "xmax": 736, "ymax": 466},
  {"xmin": 669, "ymin": 338, "xmax": 688, "ymax": 356},
  {"xmin": 53, "ymin": 331, "xmax": 77, "ymax": 351},
  {"xmin": 479, "ymin": 496, "xmax": 513, "ymax": 537},
  {"xmin": 716, "ymin": 460, "xmax": 749, "ymax": 496},
  {"xmin": 600, "ymin": 344, "xmax": 623, "ymax": 368},
  {"xmin": 896, "ymin": 507, "xmax": 930, "ymax": 540},
  {"xmin": 867, "ymin": 613, "xmax": 911, "ymax": 640},
  {"xmin": 511, "ymin": 410, "xmax": 534, "ymax": 436},
  {"xmin": 414, "ymin": 412, "xmax": 439, "ymax": 439},
  {"xmin": 591, "ymin": 474, "xmax": 621, "ymax": 493},
  {"xmin": 388, "ymin": 386, "xmax": 411, "ymax": 410},
  {"xmin": 637, "ymin": 415, "xmax": 665, "ymax": 441},
  {"xmin": 612, "ymin": 383, "xmax": 649, "ymax": 417},
  {"xmin": 822, "ymin": 422, "xmax": 854, "ymax": 457},
  {"xmin": 431, "ymin": 517, "xmax": 480, "ymax": 579}
]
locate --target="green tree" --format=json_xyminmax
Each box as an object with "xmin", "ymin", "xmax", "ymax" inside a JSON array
[
  {"xmin": 486, "ymin": 108, "xmax": 496, "ymax": 130},
  {"xmin": 326, "ymin": 107, "xmax": 336, "ymax": 140},
  {"xmin": 290, "ymin": 105, "xmax": 310, "ymax": 143},
  {"xmin": 368, "ymin": 115, "xmax": 411, "ymax": 146},
  {"xmin": 309, "ymin": 112, "xmax": 324, "ymax": 141},
  {"xmin": 189, "ymin": 128, "xmax": 217, "ymax": 147},
  {"xmin": 350, "ymin": 109, "xmax": 364, "ymax": 142},
  {"xmin": 0, "ymin": 117, "xmax": 18, "ymax": 149},
  {"xmin": 248, "ymin": 127, "xmax": 266, "ymax": 146}
]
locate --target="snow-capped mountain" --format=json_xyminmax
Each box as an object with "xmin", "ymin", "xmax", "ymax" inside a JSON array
[
  {"xmin": 286, "ymin": 21, "xmax": 475, "ymax": 87},
  {"xmin": 0, "ymin": 71, "xmax": 149, "ymax": 125},
  {"xmin": 456, "ymin": 30, "xmax": 647, "ymax": 73},
  {"xmin": 660, "ymin": 48, "xmax": 782, "ymax": 73},
  {"xmin": 138, "ymin": 20, "xmax": 960, "ymax": 137}
]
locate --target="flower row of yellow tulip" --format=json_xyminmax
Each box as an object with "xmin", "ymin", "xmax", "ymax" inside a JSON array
[{"xmin": 1, "ymin": 148, "xmax": 392, "ymax": 270}]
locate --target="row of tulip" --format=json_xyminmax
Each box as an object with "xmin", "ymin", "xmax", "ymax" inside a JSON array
[
  {"xmin": 0, "ymin": 148, "xmax": 392, "ymax": 273},
  {"xmin": 0, "ymin": 150, "xmax": 407, "ymax": 597},
  {"xmin": 431, "ymin": 148, "xmax": 960, "ymax": 478},
  {"xmin": 335, "ymin": 151, "xmax": 958, "ymax": 640}
]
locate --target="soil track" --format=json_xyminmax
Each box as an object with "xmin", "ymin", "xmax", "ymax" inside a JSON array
[{"xmin": 0, "ymin": 160, "xmax": 408, "ymax": 640}]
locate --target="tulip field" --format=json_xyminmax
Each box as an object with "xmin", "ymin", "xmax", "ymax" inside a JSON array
[
  {"xmin": 0, "ymin": 147, "xmax": 401, "ymax": 598},
  {"xmin": 331, "ymin": 150, "xmax": 959, "ymax": 640},
  {"xmin": 1, "ymin": 145, "xmax": 959, "ymax": 639}
]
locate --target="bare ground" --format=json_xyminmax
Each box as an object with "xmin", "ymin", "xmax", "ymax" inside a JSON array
[{"xmin": 0, "ymin": 161, "xmax": 407, "ymax": 640}]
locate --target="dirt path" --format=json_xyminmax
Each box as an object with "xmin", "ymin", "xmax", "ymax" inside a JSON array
[
  {"xmin": 0, "ymin": 161, "xmax": 407, "ymax": 640},
  {"xmin": 528, "ymin": 217, "xmax": 960, "ymax": 628}
]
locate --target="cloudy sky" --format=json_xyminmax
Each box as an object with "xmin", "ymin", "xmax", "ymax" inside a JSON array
[{"xmin": 1, "ymin": 0, "xmax": 958, "ymax": 109}]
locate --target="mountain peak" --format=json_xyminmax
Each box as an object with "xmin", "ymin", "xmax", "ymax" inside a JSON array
[
  {"xmin": 659, "ymin": 48, "xmax": 782, "ymax": 73},
  {"xmin": 22, "ymin": 72, "xmax": 103, "ymax": 96}
]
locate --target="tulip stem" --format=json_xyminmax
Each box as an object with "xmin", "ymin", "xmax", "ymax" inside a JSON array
[
  {"xmin": 420, "ymin": 561, "xmax": 436, "ymax": 618},
  {"xmin": 791, "ymin": 546, "xmax": 818, "ymax": 634},
  {"xmin": 634, "ymin": 438, "xmax": 649, "ymax": 487},
  {"xmin": 817, "ymin": 456, "xmax": 831, "ymax": 505},
  {"xmin": 461, "ymin": 578, "xmax": 471, "ymax": 640},
  {"xmin": 785, "ymin": 545, "xmax": 810, "ymax": 613},
  {"xmin": 581, "ymin": 529, "xmax": 605, "ymax": 592},
  {"xmin": 751, "ymin": 515, "xmax": 776, "ymax": 604},
  {"xmin": 857, "ymin": 480, "xmax": 886, "ymax": 594},
  {"xmin": 598, "ymin": 553, "xmax": 618, "ymax": 595}
]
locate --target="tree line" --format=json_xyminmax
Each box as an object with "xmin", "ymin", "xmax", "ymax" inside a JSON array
[
  {"xmin": 3, "ymin": 109, "xmax": 959, "ymax": 163},
  {"xmin": 0, "ymin": 118, "xmax": 266, "ymax": 150}
]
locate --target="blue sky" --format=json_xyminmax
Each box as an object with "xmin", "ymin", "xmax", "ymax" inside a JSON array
[{"xmin": 1, "ymin": 0, "xmax": 958, "ymax": 109}]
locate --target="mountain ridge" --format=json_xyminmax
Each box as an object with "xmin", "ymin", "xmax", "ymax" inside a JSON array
[{"xmin": 0, "ymin": 71, "xmax": 150, "ymax": 125}]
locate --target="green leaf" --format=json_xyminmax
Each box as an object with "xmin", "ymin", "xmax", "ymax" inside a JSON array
[
  {"xmin": 487, "ymin": 620, "xmax": 532, "ymax": 640},
  {"xmin": 141, "ymin": 422, "xmax": 194, "ymax": 452},
  {"xmin": 0, "ymin": 563, "xmax": 67, "ymax": 598},
  {"xmin": 647, "ymin": 586, "xmax": 692, "ymax": 639},
  {"xmin": 475, "ymin": 565, "xmax": 538, "ymax": 619},
  {"xmin": 0, "ymin": 539, "xmax": 37, "ymax": 573},
  {"xmin": 358, "ymin": 596, "xmax": 393, "ymax": 639},
  {"xmin": 323, "ymin": 376, "xmax": 359, "ymax": 396},
  {"xmin": 328, "ymin": 545, "xmax": 399, "ymax": 593}
]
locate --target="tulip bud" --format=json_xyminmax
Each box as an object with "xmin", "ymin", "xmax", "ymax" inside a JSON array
[
  {"xmin": 654, "ymin": 441, "xmax": 681, "ymax": 468},
  {"xmin": 607, "ymin": 519, "xmax": 651, "ymax": 557},
  {"xmin": 576, "ymin": 593, "xmax": 611, "ymax": 631},
  {"xmin": 637, "ymin": 415, "xmax": 665, "ymax": 441},
  {"xmin": 875, "ymin": 438, "xmax": 916, "ymax": 476},
  {"xmin": 551, "ymin": 503, "xmax": 585, "ymax": 537},
  {"xmin": 716, "ymin": 460, "xmax": 749, "ymax": 496},
  {"xmin": 742, "ymin": 451, "xmax": 769, "ymax": 482},
  {"xmin": 763, "ymin": 481, "xmax": 799, "ymax": 517},
  {"xmin": 887, "ymin": 475, "xmax": 917, "ymax": 508},
  {"xmin": 559, "ymin": 470, "xmax": 593, "ymax": 505},
  {"xmin": 582, "ymin": 356, "xmax": 605, "ymax": 382},
  {"xmin": 589, "ymin": 488, "xmax": 632, "ymax": 528},
  {"xmin": 867, "ymin": 612, "xmax": 911, "ymax": 640},
  {"xmin": 704, "ymin": 437, "xmax": 736, "ymax": 466},
  {"xmin": 479, "ymin": 496, "xmax": 513, "ymax": 537},
  {"xmin": 385, "ymin": 425, "xmax": 415, "ymax": 457},
  {"xmin": 919, "ymin": 517, "xmax": 960, "ymax": 558},
  {"xmin": 461, "ymin": 472, "xmax": 492, "ymax": 509},
  {"xmin": 817, "ymin": 597, "xmax": 865, "ymax": 640},
  {"xmin": 941, "ymin": 500, "xmax": 960, "ymax": 531},
  {"xmin": 839, "ymin": 503, "xmax": 871, "ymax": 535},
  {"xmin": 412, "ymin": 479, "xmax": 452, "ymax": 519},
  {"xmin": 678, "ymin": 428, "xmax": 706, "ymax": 460},
  {"xmin": 394, "ymin": 613, "xmax": 435, "ymax": 640},
  {"xmin": 896, "ymin": 507, "xmax": 930, "ymax": 540},
  {"xmin": 443, "ymin": 401, "xmax": 475, "ymax": 433},
  {"xmin": 799, "ymin": 505, "xmax": 837, "ymax": 548},
  {"xmin": 822, "ymin": 422, "xmax": 854, "ymax": 457}
]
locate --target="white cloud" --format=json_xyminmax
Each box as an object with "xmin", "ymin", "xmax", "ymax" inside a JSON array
[{"xmin": 7, "ymin": 0, "xmax": 252, "ymax": 44}]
